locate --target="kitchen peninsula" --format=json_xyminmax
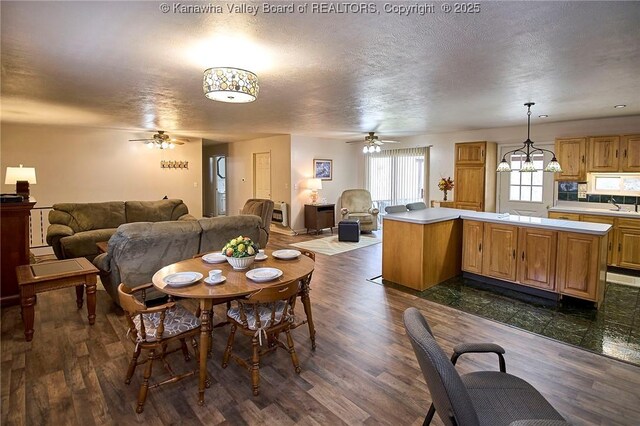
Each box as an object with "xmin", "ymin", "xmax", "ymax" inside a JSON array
[{"xmin": 382, "ymin": 208, "xmax": 611, "ymax": 306}]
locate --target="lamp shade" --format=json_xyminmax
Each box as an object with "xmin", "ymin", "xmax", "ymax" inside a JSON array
[
  {"xmin": 203, "ymin": 67, "xmax": 259, "ymax": 103},
  {"xmin": 308, "ymin": 178, "xmax": 323, "ymax": 191},
  {"xmin": 5, "ymin": 165, "xmax": 36, "ymax": 184}
]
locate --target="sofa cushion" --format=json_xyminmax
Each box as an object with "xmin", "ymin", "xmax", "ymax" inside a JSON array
[
  {"xmin": 60, "ymin": 228, "xmax": 119, "ymax": 260},
  {"xmin": 125, "ymin": 199, "xmax": 189, "ymax": 223},
  {"xmin": 50, "ymin": 202, "xmax": 126, "ymax": 233},
  {"xmin": 198, "ymin": 215, "xmax": 262, "ymax": 253}
]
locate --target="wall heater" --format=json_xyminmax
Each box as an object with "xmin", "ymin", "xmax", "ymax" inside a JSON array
[{"xmin": 272, "ymin": 201, "xmax": 288, "ymax": 227}]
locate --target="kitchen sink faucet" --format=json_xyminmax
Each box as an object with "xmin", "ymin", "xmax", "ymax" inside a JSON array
[{"xmin": 609, "ymin": 197, "xmax": 621, "ymax": 211}]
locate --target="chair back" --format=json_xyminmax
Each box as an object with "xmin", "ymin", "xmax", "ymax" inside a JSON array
[
  {"xmin": 118, "ymin": 283, "xmax": 146, "ymax": 314},
  {"xmin": 385, "ymin": 205, "xmax": 408, "ymax": 213},
  {"xmin": 403, "ymin": 308, "xmax": 480, "ymax": 426},
  {"xmin": 406, "ymin": 201, "xmax": 427, "ymax": 211},
  {"xmin": 300, "ymin": 250, "xmax": 316, "ymax": 261},
  {"xmin": 235, "ymin": 281, "xmax": 299, "ymax": 330}
]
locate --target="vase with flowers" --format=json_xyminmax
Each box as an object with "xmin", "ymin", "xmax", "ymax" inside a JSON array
[
  {"xmin": 222, "ymin": 235, "xmax": 259, "ymax": 270},
  {"xmin": 438, "ymin": 177, "xmax": 454, "ymax": 201}
]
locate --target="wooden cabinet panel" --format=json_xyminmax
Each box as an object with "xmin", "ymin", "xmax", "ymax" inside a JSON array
[
  {"xmin": 548, "ymin": 212, "xmax": 581, "ymax": 221},
  {"xmin": 621, "ymin": 135, "xmax": 640, "ymax": 172},
  {"xmin": 616, "ymin": 228, "xmax": 640, "ymax": 269},
  {"xmin": 482, "ymin": 223, "xmax": 518, "ymax": 281},
  {"xmin": 462, "ymin": 220, "xmax": 483, "ymax": 273},
  {"xmin": 556, "ymin": 232, "xmax": 600, "ymax": 301},
  {"xmin": 455, "ymin": 142, "xmax": 486, "ymax": 165},
  {"xmin": 588, "ymin": 136, "xmax": 620, "ymax": 172},
  {"xmin": 581, "ymin": 214, "xmax": 616, "ymax": 265},
  {"xmin": 455, "ymin": 202, "xmax": 482, "ymax": 211},
  {"xmin": 454, "ymin": 166, "xmax": 485, "ymax": 208},
  {"xmin": 555, "ymin": 138, "xmax": 586, "ymax": 181},
  {"xmin": 1, "ymin": 200, "xmax": 36, "ymax": 306},
  {"xmin": 517, "ymin": 228, "xmax": 557, "ymax": 290},
  {"xmin": 304, "ymin": 204, "xmax": 335, "ymax": 234},
  {"xmin": 617, "ymin": 218, "xmax": 640, "ymax": 229}
]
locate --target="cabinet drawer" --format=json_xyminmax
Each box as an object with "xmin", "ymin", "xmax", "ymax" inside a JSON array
[
  {"xmin": 618, "ymin": 218, "xmax": 640, "ymax": 229},
  {"xmin": 548, "ymin": 212, "xmax": 581, "ymax": 221},
  {"xmin": 580, "ymin": 214, "xmax": 616, "ymax": 225}
]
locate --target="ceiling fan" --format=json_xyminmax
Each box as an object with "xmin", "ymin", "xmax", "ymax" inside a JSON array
[
  {"xmin": 129, "ymin": 130, "xmax": 187, "ymax": 150},
  {"xmin": 346, "ymin": 132, "xmax": 400, "ymax": 153}
]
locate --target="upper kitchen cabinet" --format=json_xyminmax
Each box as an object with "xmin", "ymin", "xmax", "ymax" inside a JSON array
[
  {"xmin": 455, "ymin": 141, "xmax": 487, "ymax": 165},
  {"xmin": 555, "ymin": 137, "xmax": 586, "ymax": 181},
  {"xmin": 588, "ymin": 136, "xmax": 620, "ymax": 172},
  {"xmin": 621, "ymin": 134, "xmax": 640, "ymax": 172}
]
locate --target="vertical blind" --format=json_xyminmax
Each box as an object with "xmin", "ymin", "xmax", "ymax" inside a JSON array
[{"xmin": 364, "ymin": 147, "xmax": 429, "ymax": 211}]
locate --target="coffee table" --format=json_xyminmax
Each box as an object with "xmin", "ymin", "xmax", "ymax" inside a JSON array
[{"xmin": 16, "ymin": 257, "xmax": 99, "ymax": 342}]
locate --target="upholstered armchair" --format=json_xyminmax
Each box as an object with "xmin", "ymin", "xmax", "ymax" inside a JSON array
[
  {"xmin": 241, "ymin": 199, "xmax": 274, "ymax": 248},
  {"xmin": 339, "ymin": 189, "xmax": 379, "ymax": 232}
]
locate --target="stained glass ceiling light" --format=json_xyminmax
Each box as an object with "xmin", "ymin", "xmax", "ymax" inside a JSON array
[
  {"xmin": 203, "ymin": 67, "xmax": 259, "ymax": 103},
  {"xmin": 496, "ymin": 102, "xmax": 563, "ymax": 173}
]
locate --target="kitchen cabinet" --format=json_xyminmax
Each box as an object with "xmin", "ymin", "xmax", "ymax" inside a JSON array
[
  {"xmin": 581, "ymin": 214, "xmax": 616, "ymax": 265},
  {"xmin": 517, "ymin": 228, "xmax": 557, "ymax": 291},
  {"xmin": 462, "ymin": 220, "xmax": 483, "ymax": 273},
  {"xmin": 616, "ymin": 218, "xmax": 640, "ymax": 269},
  {"xmin": 556, "ymin": 232, "xmax": 603, "ymax": 302},
  {"xmin": 588, "ymin": 136, "xmax": 620, "ymax": 172},
  {"xmin": 621, "ymin": 134, "xmax": 640, "ymax": 172},
  {"xmin": 555, "ymin": 138, "xmax": 586, "ymax": 181},
  {"xmin": 454, "ymin": 141, "xmax": 497, "ymax": 212},
  {"xmin": 481, "ymin": 223, "xmax": 518, "ymax": 282},
  {"xmin": 547, "ymin": 212, "xmax": 581, "ymax": 221}
]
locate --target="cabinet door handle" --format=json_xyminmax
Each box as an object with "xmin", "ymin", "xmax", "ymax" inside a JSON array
[
  {"xmin": 479, "ymin": 243, "xmax": 482, "ymax": 252},
  {"xmin": 581, "ymin": 155, "xmax": 585, "ymax": 163},
  {"xmin": 512, "ymin": 249, "xmax": 516, "ymax": 259},
  {"xmin": 521, "ymin": 251, "xmax": 525, "ymax": 261},
  {"xmin": 615, "ymin": 149, "xmax": 618, "ymax": 158},
  {"xmin": 624, "ymin": 149, "xmax": 627, "ymax": 158}
]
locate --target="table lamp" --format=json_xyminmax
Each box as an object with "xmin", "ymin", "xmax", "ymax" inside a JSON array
[
  {"xmin": 308, "ymin": 178, "xmax": 322, "ymax": 204},
  {"xmin": 5, "ymin": 164, "xmax": 37, "ymax": 200}
]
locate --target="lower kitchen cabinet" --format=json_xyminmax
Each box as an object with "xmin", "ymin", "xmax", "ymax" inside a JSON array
[
  {"xmin": 556, "ymin": 232, "xmax": 604, "ymax": 302},
  {"xmin": 517, "ymin": 228, "xmax": 557, "ymax": 291},
  {"xmin": 481, "ymin": 223, "xmax": 518, "ymax": 282},
  {"xmin": 616, "ymin": 227, "xmax": 640, "ymax": 269}
]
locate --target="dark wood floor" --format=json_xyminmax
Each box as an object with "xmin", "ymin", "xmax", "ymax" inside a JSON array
[{"xmin": 2, "ymin": 230, "xmax": 640, "ymax": 425}]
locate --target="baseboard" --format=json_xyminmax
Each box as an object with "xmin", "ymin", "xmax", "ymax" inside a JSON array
[{"xmin": 606, "ymin": 272, "xmax": 640, "ymax": 288}]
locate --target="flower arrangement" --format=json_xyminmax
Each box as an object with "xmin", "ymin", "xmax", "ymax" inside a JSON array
[
  {"xmin": 438, "ymin": 177, "xmax": 454, "ymax": 201},
  {"xmin": 222, "ymin": 236, "xmax": 259, "ymax": 258}
]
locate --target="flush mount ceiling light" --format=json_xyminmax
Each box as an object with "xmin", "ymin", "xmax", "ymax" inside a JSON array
[
  {"xmin": 497, "ymin": 103, "xmax": 563, "ymax": 173},
  {"xmin": 203, "ymin": 67, "xmax": 259, "ymax": 103}
]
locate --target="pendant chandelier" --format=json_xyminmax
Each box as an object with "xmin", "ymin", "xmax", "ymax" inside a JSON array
[
  {"xmin": 496, "ymin": 103, "xmax": 562, "ymax": 173},
  {"xmin": 203, "ymin": 67, "xmax": 259, "ymax": 103}
]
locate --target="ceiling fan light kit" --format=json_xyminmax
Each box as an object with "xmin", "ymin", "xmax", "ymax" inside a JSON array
[
  {"xmin": 203, "ymin": 67, "xmax": 259, "ymax": 103},
  {"xmin": 496, "ymin": 102, "xmax": 563, "ymax": 173},
  {"xmin": 130, "ymin": 130, "xmax": 186, "ymax": 150},
  {"xmin": 348, "ymin": 131, "xmax": 398, "ymax": 154}
]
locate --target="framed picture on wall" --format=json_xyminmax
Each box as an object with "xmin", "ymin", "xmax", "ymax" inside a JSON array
[{"xmin": 313, "ymin": 159, "xmax": 333, "ymax": 180}]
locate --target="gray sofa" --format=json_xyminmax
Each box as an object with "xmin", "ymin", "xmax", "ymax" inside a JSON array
[
  {"xmin": 46, "ymin": 199, "xmax": 195, "ymax": 261},
  {"xmin": 93, "ymin": 215, "xmax": 261, "ymax": 305}
]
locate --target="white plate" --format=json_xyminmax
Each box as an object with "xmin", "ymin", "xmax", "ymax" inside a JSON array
[
  {"xmin": 202, "ymin": 253, "xmax": 227, "ymax": 264},
  {"xmin": 204, "ymin": 275, "xmax": 226, "ymax": 285},
  {"xmin": 255, "ymin": 253, "xmax": 268, "ymax": 261},
  {"xmin": 246, "ymin": 268, "xmax": 283, "ymax": 283},
  {"xmin": 272, "ymin": 249, "xmax": 301, "ymax": 260},
  {"xmin": 163, "ymin": 272, "xmax": 203, "ymax": 287}
]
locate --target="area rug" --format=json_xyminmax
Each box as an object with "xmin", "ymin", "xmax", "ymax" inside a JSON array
[
  {"xmin": 290, "ymin": 235, "xmax": 381, "ymax": 256},
  {"xmin": 369, "ymin": 275, "xmax": 640, "ymax": 366}
]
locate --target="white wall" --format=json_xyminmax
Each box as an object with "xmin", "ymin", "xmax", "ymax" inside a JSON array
[
  {"xmin": 397, "ymin": 115, "xmax": 640, "ymax": 202},
  {"xmin": 226, "ymin": 135, "xmax": 292, "ymax": 218},
  {"xmin": 0, "ymin": 123, "xmax": 203, "ymax": 214},
  {"xmin": 290, "ymin": 135, "xmax": 360, "ymax": 232}
]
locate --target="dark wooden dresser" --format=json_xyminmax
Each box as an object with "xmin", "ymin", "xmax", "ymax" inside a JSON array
[
  {"xmin": 1, "ymin": 198, "xmax": 36, "ymax": 306},
  {"xmin": 304, "ymin": 204, "xmax": 335, "ymax": 235}
]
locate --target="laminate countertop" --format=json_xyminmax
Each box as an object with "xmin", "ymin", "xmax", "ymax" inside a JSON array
[
  {"xmin": 383, "ymin": 208, "xmax": 611, "ymax": 236},
  {"xmin": 548, "ymin": 205, "xmax": 640, "ymax": 219}
]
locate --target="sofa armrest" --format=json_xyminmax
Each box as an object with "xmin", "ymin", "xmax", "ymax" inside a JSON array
[
  {"xmin": 178, "ymin": 213, "xmax": 197, "ymax": 221},
  {"xmin": 369, "ymin": 207, "xmax": 380, "ymax": 215},
  {"xmin": 93, "ymin": 252, "xmax": 111, "ymax": 273},
  {"xmin": 46, "ymin": 224, "xmax": 74, "ymax": 244}
]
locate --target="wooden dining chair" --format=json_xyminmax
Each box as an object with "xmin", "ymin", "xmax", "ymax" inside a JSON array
[
  {"xmin": 118, "ymin": 283, "xmax": 202, "ymax": 413},
  {"xmin": 291, "ymin": 249, "xmax": 317, "ymax": 350},
  {"xmin": 222, "ymin": 280, "xmax": 301, "ymax": 396}
]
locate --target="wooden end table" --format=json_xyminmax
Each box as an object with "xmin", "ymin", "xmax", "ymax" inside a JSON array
[{"xmin": 16, "ymin": 257, "xmax": 99, "ymax": 342}]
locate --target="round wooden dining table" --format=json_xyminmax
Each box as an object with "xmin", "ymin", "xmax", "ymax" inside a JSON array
[{"xmin": 151, "ymin": 249, "xmax": 314, "ymax": 405}]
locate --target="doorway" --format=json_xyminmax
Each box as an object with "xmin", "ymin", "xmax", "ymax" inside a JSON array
[
  {"xmin": 253, "ymin": 152, "xmax": 272, "ymax": 199},
  {"xmin": 497, "ymin": 143, "xmax": 555, "ymax": 217},
  {"xmin": 205, "ymin": 155, "xmax": 226, "ymax": 216}
]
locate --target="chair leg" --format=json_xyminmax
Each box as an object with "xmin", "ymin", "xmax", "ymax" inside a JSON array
[
  {"xmin": 251, "ymin": 335, "xmax": 261, "ymax": 396},
  {"xmin": 222, "ymin": 324, "xmax": 236, "ymax": 368},
  {"xmin": 284, "ymin": 329, "xmax": 301, "ymax": 374},
  {"xmin": 300, "ymin": 285, "xmax": 316, "ymax": 350},
  {"xmin": 423, "ymin": 403, "xmax": 436, "ymax": 426},
  {"xmin": 180, "ymin": 338, "xmax": 191, "ymax": 361},
  {"xmin": 125, "ymin": 345, "xmax": 142, "ymax": 385},
  {"xmin": 136, "ymin": 349, "xmax": 155, "ymax": 414}
]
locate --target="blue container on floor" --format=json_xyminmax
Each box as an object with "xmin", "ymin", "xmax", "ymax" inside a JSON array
[{"xmin": 338, "ymin": 219, "xmax": 360, "ymax": 242}]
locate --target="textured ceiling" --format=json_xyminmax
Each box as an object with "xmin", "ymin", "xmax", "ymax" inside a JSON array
[{"xmin": 1, "ymin": 1, "xmax": 639, "ymax": 142}]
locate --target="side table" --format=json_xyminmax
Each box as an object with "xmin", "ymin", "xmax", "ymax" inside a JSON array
[
  {"xmin": 16, "ymin": 257, "xmax": 99, "ymax": 342},
  {"xmin": 304, "ymin": 204, "xmax": 336, "ymax": 235}
]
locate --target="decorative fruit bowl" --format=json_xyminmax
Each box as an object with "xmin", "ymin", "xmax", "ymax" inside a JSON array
[
  {"xmin": 222, "ymin": 235, "xmax": 260, "ymax": 270},
  {"xmin": 226, "ymin": 255, "xmax": 256, "ymax": 270}
]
